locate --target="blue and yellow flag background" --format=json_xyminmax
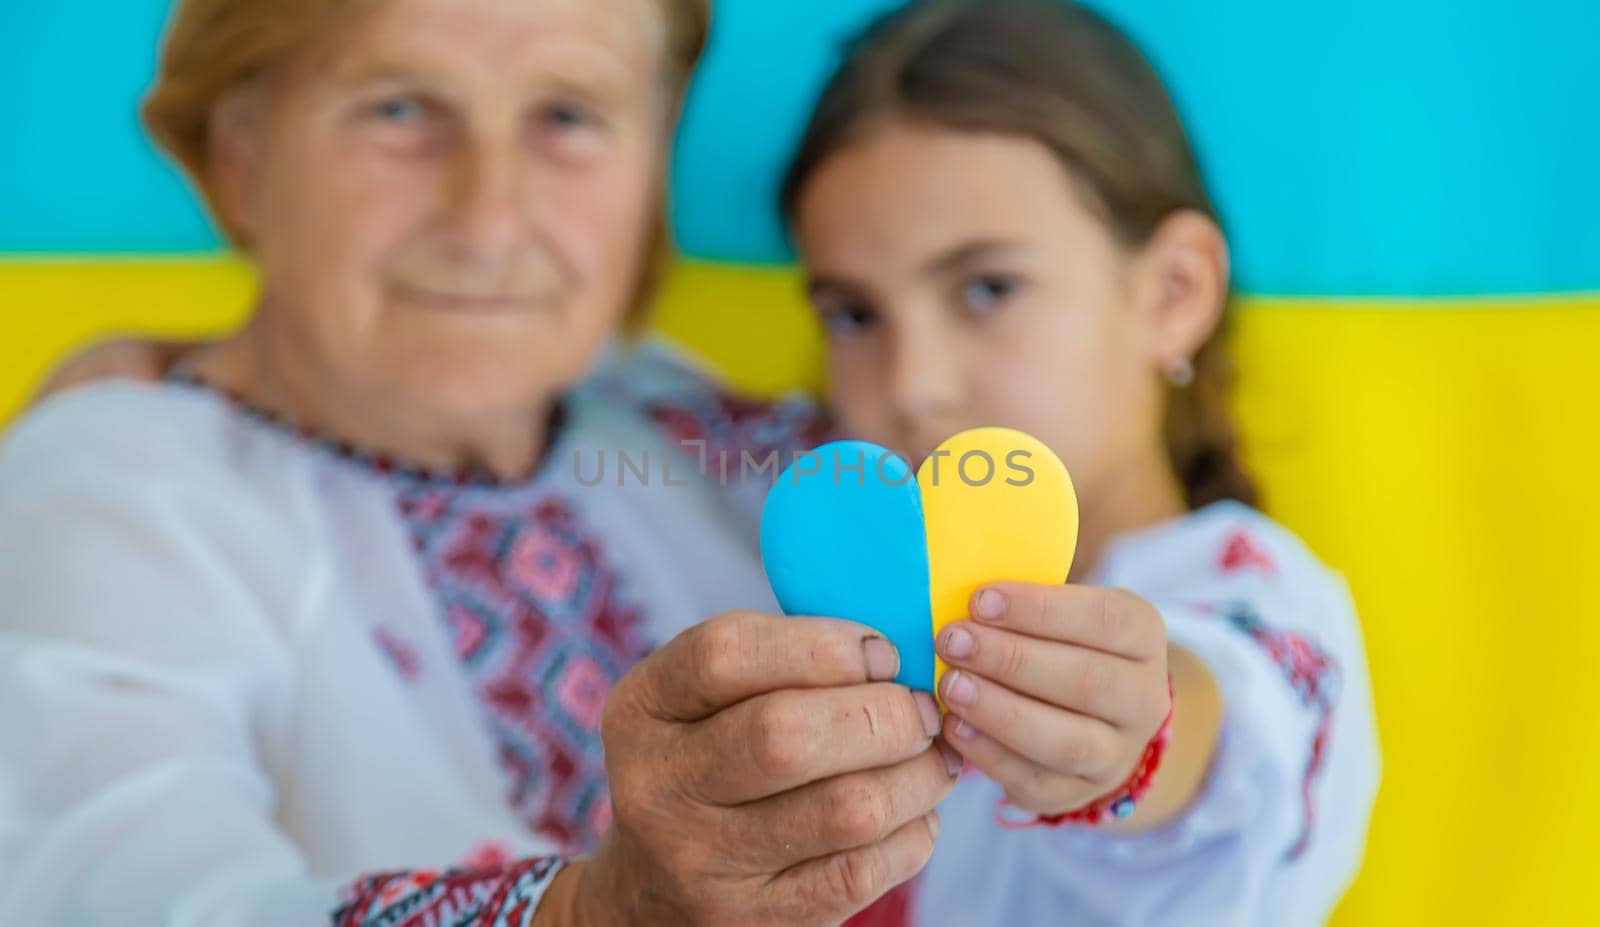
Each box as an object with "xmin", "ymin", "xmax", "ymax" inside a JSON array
[{"xmin": 4, "ymin": 1, "xmax": 1598, "ymax": 921}]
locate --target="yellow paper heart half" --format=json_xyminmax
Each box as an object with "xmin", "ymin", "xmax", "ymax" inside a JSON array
[{"xmin": 917, "ymin": 428, "xmax": 1080, "ymax": 703}]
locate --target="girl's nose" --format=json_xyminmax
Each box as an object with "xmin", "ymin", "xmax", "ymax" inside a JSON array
[{"xmin": 887, "ymin": 323, "xmax": 966, "ymax": 428}]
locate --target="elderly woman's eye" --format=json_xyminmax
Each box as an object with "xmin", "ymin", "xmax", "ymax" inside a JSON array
[
  {"xmin": 541, "ymin": 101, "xmax": 599, "ymax": 131},
  {"xmin": 960, "ymin": 274, "xmax": 1021, "ymax": 314},
  {"xmin": 370, "ymin": 95, "xmax": 425, "ymax": 122},
  {"xmin": 354, "ymin": 91, "xmax": 450, "ymax": 153}
]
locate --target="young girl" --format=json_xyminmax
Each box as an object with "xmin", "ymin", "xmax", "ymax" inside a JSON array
[{"xmin": 774, "ymin": 0, "xmax": 1380, "ymax": 922}]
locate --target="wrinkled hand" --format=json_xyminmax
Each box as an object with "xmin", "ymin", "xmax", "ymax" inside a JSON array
[
  {"xmin": 935, "ymin": 583, "xmax": 1170, "ymax": 817},
  {"xmin": 565, "ymin": 610, "xmax": 962, "ymax": 926}
]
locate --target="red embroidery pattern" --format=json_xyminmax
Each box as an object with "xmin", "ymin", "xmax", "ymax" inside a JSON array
[
  {"xmin": 1221, "ymin": 601, "xmax": 1338, "ymax": 860},
  {"xmin": 1218, "ymin": 529, "xmax": 1277, "ymax": 576},
  {"xmin": 373, "ymin": 627, "xmax": 422, "ymax": 684},
  {"xmin": 332, "ymin": 857, "xmax": 562, "ymax": 927},
  {"xmin": 644, "ymin": 391, "xmax": 829, "ymax": 480},
  {"xmin": 175, "ymin": 374, "xmax": 628, "ymax": 922},
  {"xmin": 461, "ymin": 841, "xmax": 513, "ymax": 871},
  {"xmin": 399, "ymin": 491, "xmax": 646, "ymax": 856}
]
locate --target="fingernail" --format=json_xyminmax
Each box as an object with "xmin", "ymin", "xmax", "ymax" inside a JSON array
[
  {"xmin": 944, "ymin": 671, "xmax": 977, "ymax": 707},
  {"xmin": 937, "ymin": 739, "xmax": 963, "ymax": 778},
  {"xmin": 974, "ymin": 589, "xmax": 1007, "ymax": 623},
  {"xmin": 939, "ymin": 625, "xmax": 975, "ymax": 660},
  {"xmin": 863, "ymin": 636, "xmax": 900, "ymax": 681},
  {"xmin": 953, "ymin": 719, "xmax": 977, "ymax": 741},
  {"xmin": 914, "ymin": 691, "xmax": 941, "ymax": 738},
  {"xmin": 926, "ymin": 811, "xmax": 942, "ymax": 840}
]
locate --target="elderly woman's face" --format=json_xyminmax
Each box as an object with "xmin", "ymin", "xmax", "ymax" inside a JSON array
[{"xmin": 218, "ymin": 0, "xmax": 666, "ymax": 413}]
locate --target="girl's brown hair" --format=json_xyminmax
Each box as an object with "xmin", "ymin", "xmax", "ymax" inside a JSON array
[
  {"xmin": 780, "ymin": 0, "xmax": 1257, "ymax": 509},
  {"xmin": 142, "ymin": 0, "xmax": 712, "ymax": 326}
]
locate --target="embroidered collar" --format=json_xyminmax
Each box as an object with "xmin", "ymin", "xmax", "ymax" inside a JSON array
[{"xmin": 167, "ymin": 372, "xmax": 569, "ymax": 491}]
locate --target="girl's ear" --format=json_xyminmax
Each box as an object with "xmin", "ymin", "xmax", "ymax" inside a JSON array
[
  {"xmin": 207, "ymin": 83, "xmax": 267, "ymax": 246},
  {"xmin": 1131, "ymin": 210, "xmax": 1230, "ymax": 375}
]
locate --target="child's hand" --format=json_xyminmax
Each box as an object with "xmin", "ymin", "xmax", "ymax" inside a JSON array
[{"xmin": 936, "ymin": 582, "xmax": 1170, "ymax": 817}]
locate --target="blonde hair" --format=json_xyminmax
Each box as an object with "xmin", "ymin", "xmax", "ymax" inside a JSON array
[{"xmin": 143, "ymin": 0, "xmax": 711, "ymax": 326}]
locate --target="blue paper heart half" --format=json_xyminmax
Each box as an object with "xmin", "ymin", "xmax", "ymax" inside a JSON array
[{"xmin": 759, "ymin": 441, "xmax": 936, "ymax": 691}]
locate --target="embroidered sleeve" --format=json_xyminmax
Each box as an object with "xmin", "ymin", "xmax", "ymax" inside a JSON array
[
  {"xmin": 1200, "ymin": 524, "xmax": 1356, "ymax": 860},
  {"xmin": 644, "ymin": 388, "xmax": 829, "ymax": 466},
  {"xmin": 599, "ymin": 341, "xmax": 830, "ymax": 468},
  {"xmin": 888, "ymin": 513, "xmax": 1379, "ymax": 925},
  {"xmin": 332, "ymin": 857, "xmax": 566, "ymax": 927},
  {"xmin": 1112, "ymin": 522, "xmax": 1376, "ymax": 920},
  {"xmin": 1213, "ymin": 599, "xmax": 1340, "ymax": 859},
  {"xmin": 983, "ymin": 601, "xmax": 1339, "ymax": 856}
]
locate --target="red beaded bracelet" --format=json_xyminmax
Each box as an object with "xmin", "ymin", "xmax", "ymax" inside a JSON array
[{"xmin": 999, "ymin": 676, "xmax": 1175, "ymax": 829}]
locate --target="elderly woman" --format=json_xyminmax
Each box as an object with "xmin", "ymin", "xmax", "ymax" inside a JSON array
[{"xmin": 0, "ymin": 0, "xmax": 981, "ymax": 924}]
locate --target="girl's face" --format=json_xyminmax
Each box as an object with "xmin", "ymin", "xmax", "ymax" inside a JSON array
[{"xmin": 793, "ymin": 121, "xmax": 1223, "ymax": 511}]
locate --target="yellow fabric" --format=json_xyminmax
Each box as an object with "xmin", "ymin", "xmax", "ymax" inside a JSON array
[
  {"xmin": 1, "ymin": 257, "xmax": 256, "ymax": 422},
  {"xmin": 2, "ymin": 256, "xmax": 1598, "ymax": 924},
  {"xmin": 919, "ymin": 427, "xmax": 1079, "ymax": 701}
]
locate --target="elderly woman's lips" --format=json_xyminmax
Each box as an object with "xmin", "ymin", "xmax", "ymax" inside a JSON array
[{"xmin": 392, "ymin": 284, "xmax": 543, "ymax": 314}]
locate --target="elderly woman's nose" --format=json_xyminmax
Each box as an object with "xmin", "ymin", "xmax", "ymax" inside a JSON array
[{"xmin": 439, "ymin": 135, "xmax": 530, "ymax": 257}]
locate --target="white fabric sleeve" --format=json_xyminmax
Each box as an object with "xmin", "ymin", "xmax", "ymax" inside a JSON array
[
  {"xmin": 0, "ymin": 396, "xmax": 565, "ymax": 927},
  {"xmin": 1001, "ymin": 560, "xmax": 1380, "ymax": 925}
]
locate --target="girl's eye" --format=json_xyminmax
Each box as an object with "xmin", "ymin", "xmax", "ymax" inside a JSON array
[
  {"xmin": 960, "ymin": 274, "xmax": 1021, "ymax": 314},
  {"xmin": 819, "ymin": 303, "xmax": 879, "ymax": 337}
]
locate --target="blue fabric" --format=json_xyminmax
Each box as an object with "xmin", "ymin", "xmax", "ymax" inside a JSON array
[{"xmin": 4, "ymin": 0, "xmax": 1598, "ymax": 295}]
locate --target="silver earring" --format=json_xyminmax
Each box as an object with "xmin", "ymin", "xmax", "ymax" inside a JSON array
[{"xmin": 1166, "ymin": 358, "xmax": 1195, "ymax": 388}]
